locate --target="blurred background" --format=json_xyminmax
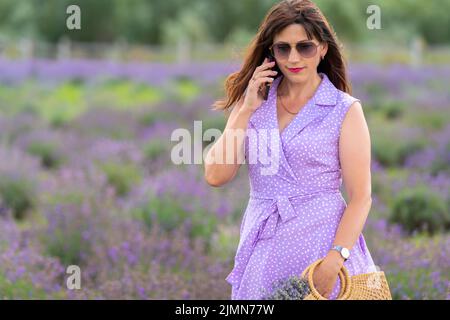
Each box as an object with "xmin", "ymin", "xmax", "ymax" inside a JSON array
[{"xmin": 0, "ymin": 0, "xmax": 448, "ymax": 299}]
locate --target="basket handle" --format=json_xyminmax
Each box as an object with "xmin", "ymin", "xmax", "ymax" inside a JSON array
[{"xmin": 301, "ymin": 258, "xmax": 352, "ymax": 300}]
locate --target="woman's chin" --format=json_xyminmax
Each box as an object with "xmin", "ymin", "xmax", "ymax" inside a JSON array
[{"xmin": 284, "ymin": 71, "xmax": 310, "ymax": 83}]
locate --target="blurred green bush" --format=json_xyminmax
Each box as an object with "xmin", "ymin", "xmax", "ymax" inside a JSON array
[
  {"xmin": 1, "ymin": 0, "xmax": 450, "ymax": 45},
  {"xmin": 389, "ymin": 186, "xmax": 449, "ymax": 235}
]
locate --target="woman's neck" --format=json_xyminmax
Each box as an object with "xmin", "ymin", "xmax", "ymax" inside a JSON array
[{"xmin": 278, "ymin": 72, "xmax": 323, "ymax": 101}]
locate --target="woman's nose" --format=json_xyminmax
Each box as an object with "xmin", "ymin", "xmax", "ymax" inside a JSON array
[{"xmin": 287, "ymin": 49, "xmax": 302, "ymax": 63}]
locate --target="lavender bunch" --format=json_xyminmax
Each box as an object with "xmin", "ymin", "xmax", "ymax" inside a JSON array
[{"xmin": 260, "ymin": 275, "xmax": 311, "ymax": 300}]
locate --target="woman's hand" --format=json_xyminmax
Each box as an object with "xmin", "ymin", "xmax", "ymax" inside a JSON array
[
  {"xmin": 311, "ymin": 251, "xmax": 345, "ymax": 299},
  {"xmin": 241, "ymin": 57, "xmax": 278, "ymax": 114}
]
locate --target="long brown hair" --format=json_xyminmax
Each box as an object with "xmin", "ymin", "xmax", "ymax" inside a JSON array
[{"xmin": 212, "ymin": 0, "xmax": 352, "ymax": 112}]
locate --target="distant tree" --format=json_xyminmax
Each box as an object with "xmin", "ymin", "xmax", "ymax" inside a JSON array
[{"xmin": 0, "ymin": 0, "xmax": 448, "ymax": 45}]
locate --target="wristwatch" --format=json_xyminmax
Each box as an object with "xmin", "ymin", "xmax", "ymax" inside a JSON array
[{"xmin": 330, "ymin": 245, "xmax": 350, "ymax": 262}]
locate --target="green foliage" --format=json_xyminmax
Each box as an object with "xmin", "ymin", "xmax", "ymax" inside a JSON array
[
  {"xmin": 93, "ymin": 81, "xmax": 161, "ymax": 109},
  {"xmin": 0, "ymin": 272, "xmax": 48, "ymax": 299},
  {"xmin": 44, "ymin": 223, "xmax": 90, "ymax": 266},
  {"xmin": 2, "ymin": 0, "xmax": 448, "ymax": 45},
  {"xmin": 430, "ymin": 148, "xmax": 450, "ymax": 176},
  {"xmin": 408, "ymin": 112, "xmax": 448, "ymax": 131},
  {"xmin": 166, "ymin": 78, "xmax": 201, "ymax": 103},
  {"xmin": 314, "ymin": 0, "xmax": 366, "ymax": 42},
  {"xmin": 40, "ymin": 82, "xmax": 87, "ymax": 127},
  {"xmin": 364, "ymin": 100, "xmax": 407, "ymax": 120},
  {"xmin": 372, "ymin": 137, "xmax": 425, "ymax": 167},
  {"xmin": 210, "ymin": 224, "xmax": 239, "ymax": 262},
  {"xmin": 0, "ymin": 175, "xmax": 36, "ymax": 220},
  {"xmin": 44, "ymin": 192, "xmax": 85, "ymax": 207},
  {"xmin": 132, "ymin": 194, "xmax": 218, "ymax": 244},
  {"xmin": 99, "ymin": 162, "xmax": 142, "ymax": 197},
  {"xmin": 380, "ymin": 101, "xmax": 406, "ymax": 120},
  {"xmin": 201, "ymin": 116, "xmax": 226, "ymax": 149},
  {"xmin": 378, "ymin": 0, "xmax": 450, "ymax": 45},
  {"xmin": 138, "ymin": 110, "xmax": 173, "ymax": 127},
  {"xmin": 143, "ymin": 140, "xmax": 167, "ymax": 161},
  {"xmin": 386, "ymin": 268, "xmax": 447, "ymax": 300},
  {"xmin": 389, "ymin": 186, "xmax": 449, "ymax": 235},
  {"xmin": 202, "ymin": 116, "xmax": 226, "ymax": 133},
  {"xmin": 27, "ymin": 141, "xmax": 64, "ymax": 169}
]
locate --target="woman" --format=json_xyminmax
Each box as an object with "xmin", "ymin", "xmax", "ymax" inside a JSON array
[{"xmin": 204, "ymin": 0, "xmax": 377, "ymax": 300}]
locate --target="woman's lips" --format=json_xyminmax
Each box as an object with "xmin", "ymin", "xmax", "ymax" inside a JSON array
[{"xmin": 287, "ymin": 67, "xmax": 305, "ymax": 73}]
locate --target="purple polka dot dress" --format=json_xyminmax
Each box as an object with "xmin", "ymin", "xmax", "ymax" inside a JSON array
[{"xmin": 225, "ymin": 73, "xmax": 377, "ymax": 300}]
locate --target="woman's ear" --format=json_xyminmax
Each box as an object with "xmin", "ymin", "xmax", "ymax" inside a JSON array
[{"xmin": 320, "ymin": 42, "xmax": 328, "ymax": 59}]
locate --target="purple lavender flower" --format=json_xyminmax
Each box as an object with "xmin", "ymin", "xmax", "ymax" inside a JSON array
[{"xmin": 260, "ymin": 275, "xmax": 311, "ymax": 300}]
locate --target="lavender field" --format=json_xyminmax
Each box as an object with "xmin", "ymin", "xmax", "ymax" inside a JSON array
[{"xmin": 0, "ymin": 58, "xmax": 449, "ymax": 299}]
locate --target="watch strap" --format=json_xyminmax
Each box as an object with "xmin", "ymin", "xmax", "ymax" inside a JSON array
[{"xmin": 331, "ymin": 245, "xmax": 349, "ymax": 261}]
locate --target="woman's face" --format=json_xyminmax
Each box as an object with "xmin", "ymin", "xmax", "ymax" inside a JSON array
[{"xmin": 271, "ymin": 23, "xmax": 327, "ymax": 83}]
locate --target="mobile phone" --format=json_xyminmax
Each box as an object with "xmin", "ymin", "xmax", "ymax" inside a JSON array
[{"xmin": 262, "ymin": 52, "xmax": 278, "ymax": 100}]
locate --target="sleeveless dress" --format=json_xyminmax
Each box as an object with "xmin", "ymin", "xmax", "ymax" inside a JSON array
[{"xmin": 225, "ymin": 72, "xmax": 377, "ymax": 300}]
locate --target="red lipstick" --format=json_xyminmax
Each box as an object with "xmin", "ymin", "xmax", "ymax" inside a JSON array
[{"xmin": 287, "ymin": 67, "xmax": 305, "ymax": 73}]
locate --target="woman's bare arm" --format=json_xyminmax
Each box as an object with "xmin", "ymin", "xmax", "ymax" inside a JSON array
[
  {"xmin": 204, "ymin": 58, "xmax": 276, "ymax": 187},
  {"xmin": 327, "ymin": 101, "xmax": 373, "ymax": 268},
  {"xmin": 204, "ymin": 98, "xmax": 252, "ymax": 187}
]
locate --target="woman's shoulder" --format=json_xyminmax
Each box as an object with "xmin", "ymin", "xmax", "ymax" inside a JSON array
[
  {"xmin": 336, "ymin": 89, "xmax": 360, "ymax": 105},
  {"xmin": 330, "ymin": 89, "xmax": 362, "ymax": 124},
  {"xmin": 335, "ymin": 89, "xmax": 361, "ymax": 112}
]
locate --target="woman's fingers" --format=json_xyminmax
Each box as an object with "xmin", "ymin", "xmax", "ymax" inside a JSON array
[
  {"xmin": 254, "ymin": 70, "xmax": 278, "ymax": 79},
  {"xmin": 240, "ymin": 58, "xmax": 277, "ymax": 112},
  {"xmin": 250, "ymin": 58, "xmax": 276, "ymax": 89},
  {"xmin": 318, "ymin": 287, "xmax": 329, "ymax": 299},
  {"xmin": 253, "ymin": 77, "xmax": 274, "ymax": 91},
  {"xmin": 254, "ymin": 76, "xmax": 274, "ymax": 84},
  {"xmin": 254, "ymin": 60, "xmax": 275, "ymax": 73},
  {"xmin": 312, "ymin": 267, "xmax": 333, "ymax": 299}
]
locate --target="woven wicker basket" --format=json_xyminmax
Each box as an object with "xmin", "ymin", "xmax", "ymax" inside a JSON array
[{"xmin": 301, "ymin": 258, "xmax": 393, "ymax": 300}]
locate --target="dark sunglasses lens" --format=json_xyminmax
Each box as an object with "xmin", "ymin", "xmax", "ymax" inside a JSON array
[
  {"xmin": 273, "ymin": 44, "xmax": 291, "ymax": 59},
  {"xmin": 297, "ymin": 42, "xmax": 317, "ymax": 58}
]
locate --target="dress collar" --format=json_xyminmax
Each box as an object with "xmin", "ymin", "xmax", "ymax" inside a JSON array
[{"xmin": 249, "ymin": 72, "xmax": 339, "ymax": 133}]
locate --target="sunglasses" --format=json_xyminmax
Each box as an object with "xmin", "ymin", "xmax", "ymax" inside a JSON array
[{"xmin": 269, "ymin": 41, "xmax": 320, "ymax": 60}]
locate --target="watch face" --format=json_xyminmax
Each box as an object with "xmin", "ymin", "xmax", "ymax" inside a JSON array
[{"xmin": 341, "ymin": 248, "xmax": 350, "ymax": 259}]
